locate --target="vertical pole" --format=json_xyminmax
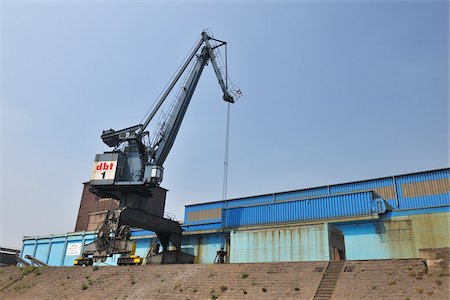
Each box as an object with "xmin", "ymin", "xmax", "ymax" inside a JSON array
[
  {"xmin": 223, "ymin": 103, "xmax": 231, "ymax": 200},
  {"xmin": 222, "ymin": 43, "xmax": 230, "ymax": 200}
]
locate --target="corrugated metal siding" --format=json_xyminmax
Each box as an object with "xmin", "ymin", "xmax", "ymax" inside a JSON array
[
  {"xmin": 187, "ymin": 208, "xmax": 221, "ymax": 222},
  {"xmin": 224, "ymin": 192, "xmax": 377, "ymax": 228},
  {"xmin": 226, "ymin": 195, "xmax": 273, "ymax": 208},
  {"xmin": 330, "ymin": 177, "xmax": 396, "ymax": 208},
  {"xmin": 274, "ymin": 186, "xmax": 329, "ymax": 202},
  {"xmin": 230, "ymin": 224, "xmax": 329, "ymax": 263},
  {"xmin": 184, "ymin": 201, "xmax": 224, "ymax": 225},
  {"xmin": 335, "ymin": 209, "xmax": 450, "ymax": 260},
  {"xmin": 395, "ymin": 169, "xmax": 450, "ymax": 209},
  {"xmin": 183, "ymin": 222, "xmax": 222, "ymax": 232},
  {"xmin": 20, "ymin": 231, "xmax": 227, "ymax": 266},
  {"xmin": 182, "ymin": 169, "xmax": 449, "ymax": 229}
]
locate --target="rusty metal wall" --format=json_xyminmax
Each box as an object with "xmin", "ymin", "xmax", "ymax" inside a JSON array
[
  {"xmin": 229, "ymin": 224, "xmax": 330, "ymax": 263},
  {"xmin": 335, "ymin": 208, "xmax": 450, "ymax": 260}
]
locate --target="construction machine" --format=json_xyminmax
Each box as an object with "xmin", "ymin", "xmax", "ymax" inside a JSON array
[{"xmin": 75, "ymin": 30, "xmax": 241, "ymax": 266}]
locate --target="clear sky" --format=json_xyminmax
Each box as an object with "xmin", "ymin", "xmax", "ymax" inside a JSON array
[{"xmin": 0, "ymin": 0, "xmax": 448, "ymax": 248}]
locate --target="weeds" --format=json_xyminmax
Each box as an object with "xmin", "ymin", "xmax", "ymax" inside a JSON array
[
  {"xmin": 21, "ymin": 266, "xmax": 37, "ymax": 276},
  {"xmin": 241, "ymin": 272, "xmax": 248, "ymax": 279},
  {"xmin": 210, "ymin": 289, "xmax": 218, "ymax": 300},
  {"xmin": 81, "ymin": 282, "xmax": 88, "ymax": 290}
]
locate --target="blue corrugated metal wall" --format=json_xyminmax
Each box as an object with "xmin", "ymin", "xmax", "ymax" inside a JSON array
[
  {"xmin": 224, "ymin": 192, "xmax": 383, "ymax": 228},
  {"xmin": 184, "ymin": 168, "xmax": 449, "ymax": 231},
  {"xmin": 396, "ymin": 169, "xmax": 449, "ymax": 209}
]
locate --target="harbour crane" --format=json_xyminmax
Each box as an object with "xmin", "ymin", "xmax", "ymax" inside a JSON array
[{"xmin": 75, "ymin": 30, "xmax": 241, "ymax": 265}]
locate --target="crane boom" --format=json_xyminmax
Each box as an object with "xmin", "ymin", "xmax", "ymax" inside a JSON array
[{"xmin": 78, "ymin": 31, "xmax": 241, "ymax": 265}]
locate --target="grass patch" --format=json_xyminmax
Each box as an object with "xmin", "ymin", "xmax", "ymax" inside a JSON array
[
  {"xmin": 210, "ymin": 289, "xmax": 218, "ymax": 300},
  {"xmin": 21, "ymin": 266, "xmax": 38, "ymax": 276},
  {"xmin": 241, "ymin": 272, "xmax": 249, "ymax": 279},
  {"xmin": 173, "ymin": 282, "xmax": 181, "ymax": 290}
]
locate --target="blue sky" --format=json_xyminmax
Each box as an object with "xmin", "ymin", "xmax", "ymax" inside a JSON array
[{"xmin": 0, "ymin": 0, "xmax": 448, "ymax": 247}]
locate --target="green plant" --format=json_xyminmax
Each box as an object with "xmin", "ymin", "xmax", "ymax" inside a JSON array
[
  {"xmin": 210, "ymin": 289, "xmax": 218, "ymax": 300},
  {"xmin": 241, "ymin": 272, "xmax": 248, "ymax": 279},
  {"xmin": 21, "ymin": 266, "xmax": 37, "ymax": 276},
  {"xmin": 81, "ymin": 282, "xmax": 88, "ymax": 290}
]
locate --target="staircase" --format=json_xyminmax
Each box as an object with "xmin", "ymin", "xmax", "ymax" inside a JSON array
[{"xmin": 313, "ymin": 260, "xmax": 345, "ymax": 300}]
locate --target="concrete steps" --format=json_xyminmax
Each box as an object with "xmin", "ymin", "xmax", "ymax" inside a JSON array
[{"xmin": 313, "ymin": 260, "xmax": 345, "ymax": 300}]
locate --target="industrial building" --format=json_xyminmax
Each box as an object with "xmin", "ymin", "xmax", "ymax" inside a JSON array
[{"xmin": 21, "ymin": 167, "xmax": 449, "ymax": 266}]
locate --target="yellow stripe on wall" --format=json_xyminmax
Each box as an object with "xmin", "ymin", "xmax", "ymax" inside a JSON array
[
  {"xmin": 188, "ymin": 208, "xmax": 222, "ymax": 222},
  {"xmin": 402, "ymin": 178, "xmax": 450, "ymax": 198}
]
